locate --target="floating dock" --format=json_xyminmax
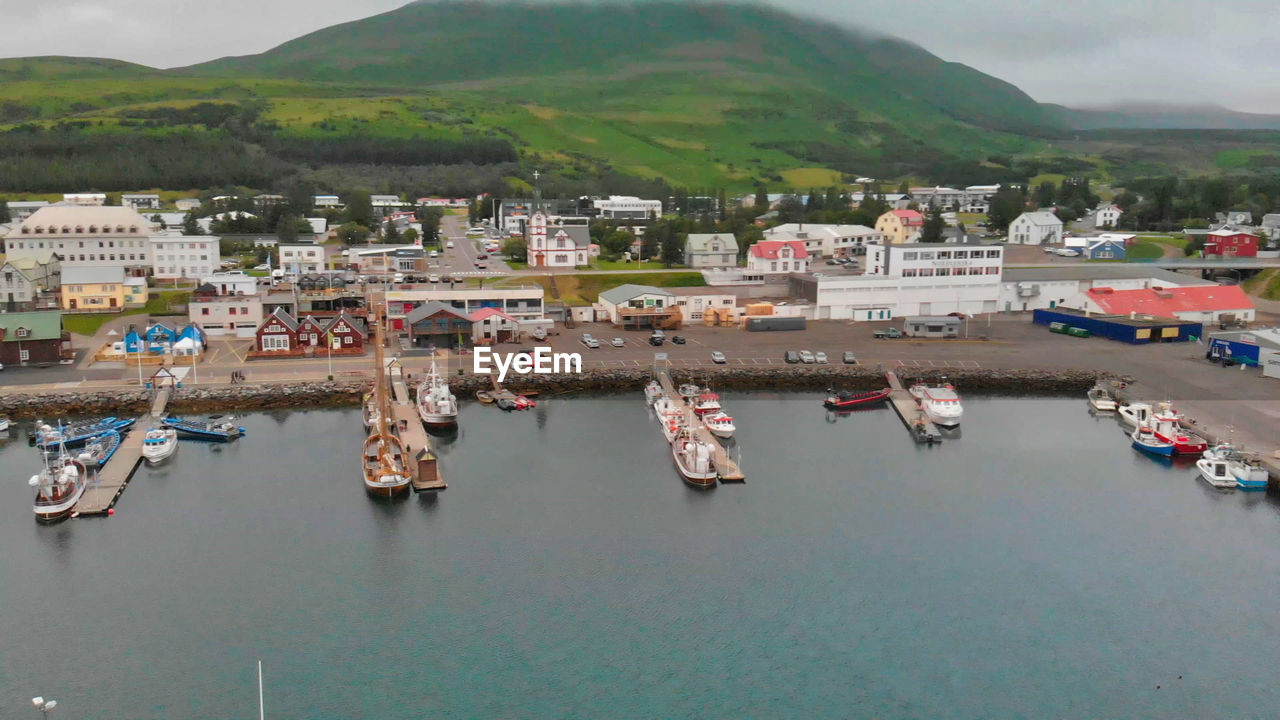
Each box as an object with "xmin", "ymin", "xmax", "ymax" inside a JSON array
[
  {"xmin": 885, "ymin": 371, "xmax": 943, "ymax": 445},
  {"xmin": 73, "ymin": 388, "xmax": 173, "ymax": 516},
  {"xmin": 656, "ymin": 368, "xmax": 745, "ymax": 483},
  {"xmin": 388, "ymin": 364, "xmax": 447, "ymax": 492}
]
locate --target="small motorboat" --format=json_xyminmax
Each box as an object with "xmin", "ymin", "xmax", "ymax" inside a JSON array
[
  {"xmin": 1131, "ymin": 424, "xmax": 1174, "ymax": 456},
  {"xmin": 0, "ymin": 416, "xmax": 9, "ymax": 433},
  {"xmin": 1202, "ymin": 442, "xmax": 1236, "ymax": 461},
  {"xmin": 909, "ymin": 382, "xmax": 963, "ymax": 427},
  {"xmin": 1087, "ymin": 385, "xmax": 1117, "ymax": 412},
  {"xmin": 653, "ymin": 396, "xmax": 685, "ymax": 443},
  {"xmin": 643, "ymin": 380, "xmax": 664, "ymax": 406},
  {"xmin": 824, "ymin": 387, "xmax": 891, "ymax": 410},
  {"xmin": 76, "ymin": 430, "xmax": 123, "ymax": 468},
  {"xmin": 142, "ymin": 427, "xmax": 178, "ymax": 465},
  {"xmin": 1118, "ymin": 402, "xmax": 1153, "ymax": 429},
  {"xmin": 513, "ymin": 395, "xmax": 536, "ymax": 410},
  {"xmin": 692, "ymin": 391, "xmax": 721, "ymax": 416},
  {"xmin": 475, "ymin": 390, "xmax": 494, "ymax": 404},
  {"xmin": 1197, "ymin": 457, "xmax": 1237, "ymax": 488},
  {"xmin": 702, "ymin": 411, "xmax": 735, "ymax": 439},
  {"xmin": 677, "ymin": 383, "xmax": 701, "ymax": 401},
  {"xmin": 1231, "ymin": 455, "xmax": 1270, "ymax": 490},
  {"xmin": 161, "ymin": 416, "xmax": 244, "ymax": 442}
]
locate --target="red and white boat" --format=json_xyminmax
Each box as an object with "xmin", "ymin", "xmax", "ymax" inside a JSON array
[
  {"xmin": 908, "ymin": 382, "xmax": 963, "ymax": 427},
  {"xmin": 1150, "ymin": 402, "xmax": 1207, "ymax": 455},
  {"xmin": 702, "ymin": 411, "xmax": 735, "ymax": 439},
  {"xmin": 692, "ymin": 391, "xmax": 721, "ymax": 416},
  {"xmin": 30, "ymin": 445, "xmax": 88, "ymax": 523},
  {"xmin": 824, "ymin": 387, "xmax": 891, "ymax": 410}
]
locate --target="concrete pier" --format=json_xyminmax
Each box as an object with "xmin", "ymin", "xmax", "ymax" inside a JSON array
[
  {"xmin": 656, "ymin": 368, "xmax": 745, "ymax": 482},
  {"xmin": 885, "ymin": 371, "xmax": 943, "ymax": 445}
]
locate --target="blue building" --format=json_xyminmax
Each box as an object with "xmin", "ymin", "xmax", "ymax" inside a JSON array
[
  {"xmin": 1086, "ymin": 238, "xmax": 1126, "ymax": 260},
  {"xmin": 1033, "ymin": 308, "xmax": 1201, "ymax": 344},
  {"xmin": 1207, "ymin": 328, "xmax": 1280, "ymax": 366}
]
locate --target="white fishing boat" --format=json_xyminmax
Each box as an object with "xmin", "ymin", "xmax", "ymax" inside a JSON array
[
  {"xmin": 1202, "ymin": 441, "xmax": 1237, "ymax": 461},
  {"xmin": 692, "ymin": 391, "xmax": 722, "ymax": 416},
  {"xmin": 677, "ymin": 383, "xmax": 701, "ymax": 401},
  {"xmin": 1087, "ymin": 385, "xmax": 1117, "ymax": 412},
  {"xmin": 643, "ymin": 380, "xmax": 664, "ymax": 406},
  {"xmin": 909, "ymin": 382, "xmax": 963, "ymax": 427},
  {"xmin": 362, "ymin": 393, "xmax": 379, "ymax": 429},
  {"xmin": 1118, "ymin": 401, "xmax": 1153, "ymax": 428},
  {"xmin": 0, "ymin": 416, "xmax": 9, "ymax": 432},
  {"xmin": 672, "ymin": 429, "xmax": 717, "ymax": 487},
  {"xmin": 654, "ymin": 396, "xmax": 685, "ymax": 443},
  {"xmin": 1196, "ymin": 457, "xmax": 1238, "ymax": 488},
  {"xmin": 1231, "ymin": 456, "xmax": 1270, "ymax": 490},
  {"xmin": 416, "ymin": 362, "xmax": 458, "ymax": 427},
  {"xmin": 30, "ymin": 442, "xmax": 88, "ymax": 523},
  {"xmin": 702, "ymin": 411, "xmax": 735, "ymax": 439},
  {"xmin": 142, "ymin": 427, "xmax": 178, "ymax": 465}
]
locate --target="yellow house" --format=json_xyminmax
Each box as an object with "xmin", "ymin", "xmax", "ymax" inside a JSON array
[
  {"xmin": 124, "ymin": 277, "xmax": 148, "ymax": 307},
  {"xmin": 874, "ymin": 209, "xmax": 925, "ymax": 244},
  {"xmin": 61, "ymin": 267, "xmax": 127, "ymax": 312}
]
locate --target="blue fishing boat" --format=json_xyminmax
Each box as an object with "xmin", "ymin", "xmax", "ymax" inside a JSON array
[
  {"xmin": 1131, "ymin": 425, "xmax": 1174, "ymax": 457},
  {"xmin": 75, "ymin": 430, "xmax": 124, "ymax": 468},
  {"xmin": 34, "ymin": 417, "xmax": 135, "ymax": 450},
  {"xmin": 161, "ymin": 416, "xmax": 246, "ymax": 442}
]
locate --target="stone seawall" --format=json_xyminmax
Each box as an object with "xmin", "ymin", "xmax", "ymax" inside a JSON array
[{"xmin": 0, "ymin": 367, "xmax": 1105, "ymax": 419}]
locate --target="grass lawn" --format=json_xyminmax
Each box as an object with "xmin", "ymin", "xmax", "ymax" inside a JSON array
[
  {"xmin": 1137, "ymin": 234, "xmax": 1188, "ymax": 249},
  {"xmin": 63, "ymin": 290, "xmax": 191, "ymax": 336},
  {"xmin": 1243, "ymin": 269, "xmax": 1280, "ymax": 300},
  {"xmin": 1125, "ymin": 241, "xmax": 1165, "ymax": 260},
  {"xmin": 587, "ymin": 260, "xmax": 670, "ymax": 271},
  {"xmin": 526, "ymin": 271, "xmax": 706, "ymax": 305}
]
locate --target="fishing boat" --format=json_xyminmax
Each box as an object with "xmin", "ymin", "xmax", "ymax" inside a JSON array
[
  {"xmin": 1197, "ymin": 456, "xmax": 1238, "ymax": 488},
  {"xmin": 678, "ymin": 383, "xmax": 701, "ymax": 401},
  {"xmin": 1231, "ymin": 455, "xmax": 1270, "ymax": 490},
  {"xmin": 1202, "ymin": 441, "xmax": 1237, "ymax": 461},
  {"xmin": 909, "ymin": 382, "xmax": 963, "ymax": 427},
  {"xmin": 475, "ymin": 390, "xmax": 494, "ymax": 404},
  {"xmin": 653, "ymin": 396, "xmax": 684, "ymax": 444},
  {"xmin": 1149, "ymin": 403, "xmax": 1207, "ymax": 455},
  {"xmin": 29, "ymin": 441, "xmax": 88, "ymax": 523},
  {"xmin": 361, "ymin": 393, "xmax": 379, "ymax": 429},
  {"xmin": 1087, "ymin": 385, "xmax": 1117, "ymax": 412},
  {"xmin": 34, "ymin": 416, "xmax": 135, "ymax": 450},
  {"xmin": 1117, "ymin": 402, "xmax": 1154, "ymax": 429},
  {"xmin": 702, "ymin": 411, "xmax": 735, "ymax": 439},
  {"xmin": 824, "ymin": 387, "xmax": 891, "ymax": 410},
  {"xmin": 643, "ymin": 380, "xmax": 664, "ymax": 406},
  {"xmin": 161, "ymin": 415, "xmax": 244, "ymax": 442},
  {"xmin": 0, "ymin": 416, "xmax": 9, "ymax": 432},
  {"xmin": 416, "ymin": 362, "xmax": 458, "ymax": 427},
  {"xmin": 76, "ymin": 430, "xmax": 123, "ymax": 468},
  {"xmin": 671, "ymin": 429, "xmax": 717, "ymax": 488},
  {"xmin": 142, "ymin": 427, "xmax": 178, "ymax": 465},
  {"xmin": 692, "ymin": 391, "xmax": 722, "ymax": 416},
  {"xmin": 1131, "ymin": 424, "xmax": 1175, "ymax": 456},
  {"xmin": 362, "ymin": 308, "xmax": 411, "ymax": 499}
]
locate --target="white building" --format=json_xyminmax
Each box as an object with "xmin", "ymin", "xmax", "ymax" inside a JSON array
[
  {"xmin": 668, "ymin": 287, "xmax": 741, "ymax": 322},
  {"xmin": 190, "ymin": 291, "xmax": 263, "ymax": 337},
  {"xmin": 798, "ymin": 243, "xmax": 1004, "ymax": 320},
  {"xmin": 314, "ymin": 195, "xmax": 342, "ymax": 209},
  {"xmin": 121, "ymin": 194, "xmax": 161, "ymax": 210},
  {"xmin": 592, "ymin": 196, "xmax": 662, "ymax": 220},
  {"xmin": 1007, "ymin": 211, "xmax": 1063, "ymax": 245},
  {"xmin": 1095, "ymin": 204, "xmax": 1122, "ymax": 228},
  {"xmin": 7, "ymin": 201, "xmax": 49, "ymax": 220},
  {"xmin": 175, "ymin": 198, "xmax": 201, "ymax": 212},
  {"xmin": 371, "ymin": 195, "xmax": 405, "ymax": 216},
  {"xmin": 201, "ymin": 271, "xmax": 258, "ymax": 296},
  {"xmin": 526, "ymin": 211, "xmax": 590, "ymax": 268},
  {"xmin": 149, "ymin": 236, "xmax": 217, "ymax": 280},
  {"xmin": 596, "ymin": 284, "xmax": 677, "ymax": 325},
  {"xmin": 747, "ymin": 239, "xmax": 809, "ymax": 274},
  {"xmin": 997, "ymin": 266, "xmax": 1212, "ymax": 313},
  {"xmin": 280, "ymin": 244, "xmax": 326, "ymax": 276},
  {"xmin": 62, "ymin": 193, "xmax": 106, "ymax": 206},
  {"xmin": 762, "ymin": 223, "xmax": 883, "ymax": 258},
  {"xmin": 963, "ymin": 185, "xmax": 1001, "ymax": 213},
  {"xmin": 910, "ymin": 186, "xmax": 966, "ymax": 210},
  {"xmin": 5, "ymin": 206, "xmax": 156, "ymax": 276}
]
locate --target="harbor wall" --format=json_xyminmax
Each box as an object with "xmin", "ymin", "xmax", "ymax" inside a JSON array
[{"xmin": 0, "ymin": 367, "xmax": 1103, "ymax": 419}]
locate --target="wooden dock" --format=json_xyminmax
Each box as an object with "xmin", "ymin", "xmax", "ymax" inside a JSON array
[
  {"xmin": 656, "ymin": 368, "xmax": 745, "ymax": 482},
  {"xmin": 388, "ymin": 367, "xmax": 447, "ymax": 492},
  {"xmin": 885, "ymin": 371, "xmax": 943, "ymax": 445},
  {"xmin": 74, "ymin": 387, "xmax": 175, "ymax": 517}
]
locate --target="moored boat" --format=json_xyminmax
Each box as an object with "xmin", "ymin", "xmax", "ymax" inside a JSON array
[
  {"xmin": 362, "ymin": 393, "xmax": 379, "ymax": 429},
  {"xmin": 909, "ymin": 382, "xmax": 963, "ymax": 427},
  {"xmin": 161, "ymin": 416, "xmax": 244, "ymax": 442},
  {"xmin": 1197, "ymin": 457, "xmax": 1237, "ymax": 488},
  {"xmin": 824, "ymin": 387, "xmax": 891, "ymax": 410},
  {"xmin": 416, "ymin": 362, "xmax": 459, "ymax": 427},
  {"xmin": 671, "ymin": 429, "xmax": 717, "ymax": 488},
  {"xmin": 30, "ymin": 443, "xmax": 88, "ymax": 523},
  {"xmin": 1087, "ymin": 385, "xmax": 1117, "ymax": 412},
  {"xmin": 35, "ymin": 416, "xmax": 135, "ymax": 450},
  {"xmin": 1131, "ymin": 424, "xmax": 1175, "ymax": 456},
  {"xmin": 1149, "ymin": 403, "xmax": 1207, "ymax": 455},
  {"xmin": 0, "ymin": 416, "xmax": 9, "ymax": 432},
  {"xmin": 677, "ymin": 383, "xmax": 700, "ymax": 401},
  {"xmin": 1231, "ymin": 456, "xmax": 1270, "ymax": 490},
  {"xmin": 643, "ymin": 380, "xmax": 664, "ymax": 406},
  {"xmin": 653, "ymin": 396, "xmax": 685, "ymax": 444},
  {"xmin": 702, "ymin": 411, "xmax": 735, "ymax": 439},
  {"xmin": 475, "ymin": 390, "xmax": 494, "ymax": 404},
  {"xmin": 1117, "ymin": 402, "xmax": 1153, "ymax": 429},
  {"xmin": 76, "ymin": 430, "xmax": 123, "ymax": 468},
  {"xmin": 142, "ymin": 427, "xmax": 178, "ymax": 465},
  {"xmin": 363, "ymin": 307, "xmax": 412, "ymax": 499},
  {"xmin": 692, "ymin": 391, "xmax": 721, "ymax": 416}
]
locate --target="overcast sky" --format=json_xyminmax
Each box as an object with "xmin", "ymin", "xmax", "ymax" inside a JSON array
[{"xmin": 4, "ymin": 0, "xmax": 1279, "ymax": 112}]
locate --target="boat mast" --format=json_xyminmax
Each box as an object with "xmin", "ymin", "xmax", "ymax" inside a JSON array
[{"xmin": 257, "ymin": 660, "xmax": 264, "ymax": 720}]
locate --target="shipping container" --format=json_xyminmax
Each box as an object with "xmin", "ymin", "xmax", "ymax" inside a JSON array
[
  {"xmin": 1049, "ymin": 322, "xmax": 1068, "ymax": 334},
  {"xmin": 1067, "ymin": 327, "xmax": 1090, "ymax": 338},
  {"xmin": 745, "ymin": 316, "xmax": 807, "ymax": 332}
]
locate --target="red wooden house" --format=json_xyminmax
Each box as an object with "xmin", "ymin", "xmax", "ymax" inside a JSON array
[
  {"xmin": 1204, "ymin": 228, "xmax": 1258, "ymax": 258},
  {"xmin": 255, "ymin": 308, "xmax": 299, "ymax": 353},
  {"xmin": 296, "ymin": 315, "xmax": 328, "ymax": 349},
  {"xmin": 324, "ymin": 311, "xmax": 367, "ymax": 352}
]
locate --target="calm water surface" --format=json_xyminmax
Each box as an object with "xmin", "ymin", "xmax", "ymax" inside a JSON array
[{"xmin": 2, "ymin": 394, "xmax": 1279, "ymax": 718}]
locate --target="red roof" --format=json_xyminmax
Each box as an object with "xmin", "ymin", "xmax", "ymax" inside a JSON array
[
  {"xmin": 469, "ymin": 307, "xmax": 516, "ymax": 323},
  {"xmin": 1085, "ymin": 285, "xmax": 1255, "ymax": 317},
  {"xmin": 889, "ymin": 209, "xmax": 924, "ymax": 226},
  {"xmin": 749, "ymin": 239, "xmax": 809, "ymax": 259}
]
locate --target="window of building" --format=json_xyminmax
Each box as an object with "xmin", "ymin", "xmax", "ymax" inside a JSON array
[
  {"xmin": 987, "ymin": 250, "xmax": 1001, "ymax": 258},
  {"xmin": 920, "ymin": 252, "xmax": 935, "ymax": 260},
  {"xmin": 19, "ymin": 349, "xmax": 29, "ymax": 362},
  {"xmin": 903, "ymin": 252, "xmax": 918, "ymax": 260},
  {"xmin": 903, "ymin": 268, "xmax": 918, "ymax": 277},
  {"xmin": 937, "ymin": 251, "xmax": 951, "ymax": 259},
  {"xmin": 201, "ymin": 308, "xmax": 210, "ymax": 316},
  {"xmin": 936, "ymin": 268, "xmax": 951, "ymax": 276}
]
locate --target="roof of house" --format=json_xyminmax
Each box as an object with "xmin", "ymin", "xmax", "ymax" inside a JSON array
[
  {"xmin": 61, "ymin": 266, "xmax": 125, "ymax": 285},
  {"xmin": 261, "ymin": 307, "xmax": 299, "ymax": 331},
  {"xmin": 469, "ymin": 307, "xmax": 517, "ymax": 323},
  {"xmin": 12, "ymin": 206, "xmax": 156, "ymax": 237},
  {"xmin": 884, "ymin": 210, "xmax": 923, "ymax": 225},
  {"xmin": 325, "ymin": 311, "xmax": 367, "ymax": 336},
  {"xmin": 0, "ymin": 311, "xmax": 62, "ymax": 342},
  {"xmin": 598, "ymin": 284, "xmax": 674, "ymax": 305},
  {"xmin": 749, "ymin": 239, "xmax": 809, "ymax": 259},
  {"xmin": 1085, "ymin": 285, "xmax": 1255, "ymax": 317},
  {"xmin": 406, "ymin": 301, "xmax": 471, "ymax": 325},
  {"xmin": 543, "ymin": 224, "xmax": 591, "ymax": 248},
  {"xmin": 1207, "ymin": 227, "xmax": 1258, "ymax": 238},
  {"xmin": 124, "ymin": 277, "xmax": 147, "ymax": 287},
  {"xmin": 685, "ymin": 233, "xmax": 739, "ymax": 253},
  {"xmin": 1087, "ymin": 238, "xmax": 1126, "ymax": 250},
  {"xmin": 1015, "ymin": 211, "xmax": 1062, "ymax": 227},
  {"xmin": 767, "ymin": 223, "xmax": 878, "ymax": 239},
  {"xmin": 1002, "ymin": 266, "xmax": 1213, "ymax": 285}
]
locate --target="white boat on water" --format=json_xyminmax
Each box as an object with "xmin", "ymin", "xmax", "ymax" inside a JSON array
[
  {"xmin": 672, "ymin": 430, "xmax": 717, "ymax": 487},
  {"xmin": 1232, "ymin": 456, "xmax": 1270, "ymax": 490},
  {"xmin": 677, "ymin": 383, "xmax": 700, "ymax": 401},
  {"xmin": 362, "ymin": 393, "xmax": 379, "ymax": 430},
  {"xmin": 909, "ymin": 382, "xmax": 963, "ymax": 427},
  {"xmin": 1118, "ymin": 401, "xmax": 1153, "ymax": 428},
  {"xmin": 644, "ymin": 380, "xmax": 664, "ymax": 406},
  {"xmin": 1197, "ymin": 457, "xmax": 1238, "ymax": 488},
  {"xmin": 692, "ymin": 391, "xmax": 722, "ymax": 416},
  {"xmin": 416, "ymin": 362, "xmax": 458, "ymax": 427},
  {"xmin": 702, "ymin": 411, "xmax": 735, "ymax": 439},
  {"xmin": 30, "ymin": 444, "xmax": 88, "ymax": 523},
  {"xmin": 654, "ymin": 396, "xmax": 685, "ymax": 443},
  {"xmin": 142, "ymin": 427, "xmax": 178, "ymax": 465},
  {"xmin": 1087, "ymin": 385, "xmax": 1117, "ymax": 412},
  {"xmin": 0, "ymin": 416, "xmax": 9, "ymax": 433}
]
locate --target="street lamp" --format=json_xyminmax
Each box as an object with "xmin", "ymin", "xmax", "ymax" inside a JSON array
[{"xmin": 32, "ymin": 697, "xmax": 57, "ymax": 717}]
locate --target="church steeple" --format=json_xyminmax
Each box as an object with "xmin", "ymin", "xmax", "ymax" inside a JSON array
[{"xmin": 532, "ymin": 169, "xmax": 542, "ymax": 208}]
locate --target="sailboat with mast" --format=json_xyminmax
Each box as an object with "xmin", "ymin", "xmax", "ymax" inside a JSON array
[{"xmin": 362, "ymin": 307, "xmax": 411, "ymax": 498}]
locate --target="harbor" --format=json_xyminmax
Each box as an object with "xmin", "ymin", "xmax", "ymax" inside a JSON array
[
  {"xmin": 652, "ymin": 365, "xmax": 744, "ymax": 484},
  {"xmin": 884, "ymin": 370, "xmax": 944, "ymax": 444}
]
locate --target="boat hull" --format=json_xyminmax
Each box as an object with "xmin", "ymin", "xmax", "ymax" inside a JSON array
[
  {"xmin": 418, "ymin": 411, "xmax": 458, "ymax": 428},
  {"xmin": 1235, "ymin": 465, "xmax": 1270, "ymax": 490},
  {"xmin": 34, "ymin": 482, "xmax": 86, "ymax": 523},
  {"xmin": 672, "ymin": 443, "xmax": 717, "ymax": 488},
  {"xmin": 143, "ymin": 445, "xmax": 176, "ymax": 465},
  {"xmin": 363, "ymin": 480, "xmax": 412, "ymax": 498},
  {"xmin": 1197, "ymin": 458, "xmax": 1237, "ymax": 488},
  {"xmin": 706, "ymin": 425, "xmax": 734, "ymax": 439},
  {"xmin": 926, "ymin": 407, "xmax": 962, "ymax": 427},
  {"xmin": 824, "ymin": 389, "xmax": 891, "ymax": 410},
  {"xmin": 1132, "ymin": 439, "xmax": 1174, "ymax": 456}
]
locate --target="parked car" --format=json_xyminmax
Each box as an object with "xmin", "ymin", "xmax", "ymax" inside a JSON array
[
  {"xmin": 799, "ymin": 350, "xmax": 816, "ymax": 364},
  {"xmin": 428, "ymin": 273, "xmax": 440, "ymax": 283},
  {"xmin": 445, "ymin": 241, "xmax": 455, "ymax": 249},
  {"xmin": 428, "ymin": 250, "xmax": 439, "ymax": 258},
  {"xmin": 671, "ymin": 335, "xmax": 686, "ymax": 345},
  {"xmin": 392, "ymin": 273, "xmax": 405, "ymax": 283},
  {"xmin": 648, "ymin": 335, "xmax": 664, "ymax": 346},
  {"xmin": 254, "ymin": 264, "xmax": 270, "ymax": 271},
  {"xmin": 784, "ymin": 350, "xmax": 800, "ymax": 364},
  {"xmin": 581, "ymin": 335, "xmax": 600, "ymax": 348},
  {"xmin": 814, "ymin": 351, "xmax": 828, "ymax": 364},
  {"xmin": 842, "ymin": 351, "xmax": 857, "ymax": 364},
  {"xmin": 874, "ymin": 327, "xmax": 902, "ymax": 339},
  {"xmin": 1043, "ymin": 246, "xmax": 1058, "ymax": 254},
  {"xmin": 710, "ymin": 351, "xmax": 726, "ymax": 364},
  {"xmin": 826, "ymin": 259, "xmax": 840, "ymax": 265},
  {"xmin": 611, "ymin": 337, "xmax": 625, "ymax": 347}
]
